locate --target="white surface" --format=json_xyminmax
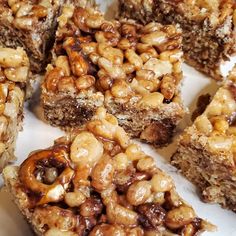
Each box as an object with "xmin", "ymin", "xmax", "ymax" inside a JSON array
[{"xmin": 0, "ymin": 1, "xmax": 236, "ymax": 235}]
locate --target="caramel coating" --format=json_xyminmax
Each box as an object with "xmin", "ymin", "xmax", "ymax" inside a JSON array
[
  {"xmin": 43, "ymin": 7, "xmax": 183, "ymax": 109},
  {"xmin": 14, "ymin": 109, "xmax": 211, "ymax": 235}
]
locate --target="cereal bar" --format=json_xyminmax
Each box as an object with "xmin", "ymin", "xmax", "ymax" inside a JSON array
[
  {"xmin": 41, "ymin": 6, "xmax": 185, "ymax": 147},
  {"xmin": 0, "ymin": 0, "xmax": 95, "ymax": 73},
  {"xmin": 3, "ymin": 107, "xmax": 215, "ymax": 235},
  {"xmin": 119, "ymin": 0, "xmax": 236, "ymax": 80},
  {"xmin": 172, "ymin": 65, "xmax": 236, "ymax": 211},
  {"xmin": 0, "ymin": 46, "xmax": 29, "ymax": 170}
]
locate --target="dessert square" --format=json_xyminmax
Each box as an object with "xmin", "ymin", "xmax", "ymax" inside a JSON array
[
  {"xmin": 119, "ymin": 0, "xmax": 236, "ymax": 80},
  {"xmin": 41, "ymin": 5, "xmax": 185, "ymax": 147},
  {"xmin": 3, "ymin": 107, "xmax": 215, "ymax": 236},
  {"xmin": 0, "ymin": 46, "xmax": 29, "ymax": 171},
  {"xmin": 172, "ymin": 65, "xmax": 236, "ymax": 211},
  {"xmin": 0, "ymin": 1, "xmax": 97, "ymax": 73},
  {"xmin": 0, "ymin": 0, "xmax": 66, "ymax": 73}
]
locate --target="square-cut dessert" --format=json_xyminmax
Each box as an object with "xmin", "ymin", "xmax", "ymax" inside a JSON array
[
  {"xmin": 3, "ymin": 107, "xmax": 215, "ymax": 236},
  {"xmin": 0, "ymin": 0, "xmax": 66, "ymax": 73},
  {"xmin": 41, "ymin": 6, "xmax": 185, "ymax": 147},
  {"xmin": 119, "ymin": 0, "xmax": 236, "ymax": 80},
  {"xmin": 0, "ymin": 47, "xmax": 29, "ymax": 170},
  {"xmin": 0, "ymin": 1, "xmax": 97, "ymax": 73},
  {"xmin": 172, "ymin": 66, "xmax": 236, "ymax": 212}
]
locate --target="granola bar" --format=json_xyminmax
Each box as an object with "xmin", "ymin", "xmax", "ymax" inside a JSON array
[
  {"xmin": 41, "ymin": 6, "xmax": 185, "ymax": 147},
  {"xmin": 172, "ymin": 65, "xmax": 236, "ymax": 211},
  {"xmin": 0, "ymin": 0, "xmax": 96, "ymax": 73},
  {"xmin": 0, "ymin": 46, "xmax": 29, "ymax": 171},
  {"xmin": 3, "ymin": 107, "xmax": 215, "ymax": 236},
  {"xmin": 119, "ymin": 0, "xmax": 236, "ymax": 80},
  {"xmin": 0, "ymin": 0, "xmax": 64, "ymax": 73}
]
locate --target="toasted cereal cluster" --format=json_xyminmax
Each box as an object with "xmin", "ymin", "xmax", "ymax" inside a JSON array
[
  {"xmin": 193, "ymin": 68, "xmax": 236, "ymax": 153},
  {"xmin": 0, "ymin": 47, "xmax": 29, "ymax": 170},
  {"xmin": 0, "ymin": 47, "xmax": 29, "ymax": 83},
  {"xmin": 3, "ymin": 108, "xmax": 215, "ymax": 235},
  {"xmin": 43, "ymin": 6, "xmax": 183, "ymax": 108},
  {"xmin": 1, "ymin": 0, "xmax": 55, "ymax": 30}
]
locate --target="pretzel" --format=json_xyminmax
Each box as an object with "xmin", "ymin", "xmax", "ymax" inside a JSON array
[{"xmin": 19, "ymin": 145, "xmax": 74, "ymax": 205}]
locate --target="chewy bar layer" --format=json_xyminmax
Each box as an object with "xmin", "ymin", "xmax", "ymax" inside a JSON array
[
  {"xmin": 3, "ymin": 107, "xmax": 215, "ymax": 236},
  {"xmin": 42, "ymin": 6, "xmax": 185, "ymax": 147},
  {"xmin": 172, "ymin": 66, "xmax": 236, "ymax": 212},
  {"xmin": 0, "ymin": 0, "xmax": 64, "ymax": 73},
  {"xmin": 120, "ymin": 0, "xmax": 236, "ymax": 80},
  {"xmin": 0, "ymin": 47, "xmax": 29, "ymax": 171}
]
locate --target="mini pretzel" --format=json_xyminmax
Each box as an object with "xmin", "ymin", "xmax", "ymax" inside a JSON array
[{"xmin": 19, "ymin": 145, "xmax": 74, "ymax": 205}]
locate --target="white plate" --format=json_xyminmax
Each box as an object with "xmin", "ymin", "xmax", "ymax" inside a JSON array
[{"xmin": 0, "ymin": 1, "xmax": 236, "ymax": 235}]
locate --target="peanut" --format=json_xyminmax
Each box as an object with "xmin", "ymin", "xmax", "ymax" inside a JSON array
[
  {"xmin": 165, "ymin": 205, "xmax": 196, "ymax": 229},
  {"xmin": 65, "ymin": 191, "xmax": 86, "ymax": 207},
  {"xmin": 138, "ymin": 92, "xmax": 164, "ymax": 108},
  {"xmin": 151, "ymin": 171, "xmax": 173, "ymax": 192},
  {"xmin": 75, "ymin": 75, "xmax": 95, "ymax": 90},
  {"xmin": 91, "ymin": 154, "xmax": 114, "ymax": 191},
  {"xmin": 126, "ymin": 181, "xmax": 152, "ymax": 206},
  {"xmin": 107, "ymin": 202, "xmax": 138, "ymax": 226},
  {"xmin": 70, "ymin": 131, "xmax": 104, "ymax": 167}
]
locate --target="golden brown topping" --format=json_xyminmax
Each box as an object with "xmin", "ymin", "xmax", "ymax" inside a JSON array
[
  {"xmin": 165, "ymin": 206, "xmax": 196, "ymax": 229},
  {"xmin": 87, "ymin": 107, "xmax": 130, "ymax": 148},
  {"xmin": 72, "ymin": 7, "xmax": 91, "ymax": 33},
  {"xmin": 57, "ymin": 76, "xmax": 76, "ymax": 93},
  {"xmin": 63, "ymin": 38, "xmax": 90, "ymax": 77},
  {"xmin": 138, "ymin": 92, "xmax": 164, "ymax": 108},
  {"xmin": 65, "ymin": 191, "xmax": 86, "ymax": 208},
  {"xmin": 44, "ymin": 6, "xmax": 183, "ymax": 107},
  {"xmin": 160, "ymin": 75, "xmax": 176, "ymax": 100},
  {"xmin": 90, "ymin": 224, "xmax": 125, "ymax": 236},
  {"xmin": 150, "ymin": 171, "xmax": 173, "ymax": 193},
  {"xmin": 194, "ymin": 115, "xmax": 213, "ymax": 135},
  {"xmin": 207, "ymin": 136, "xmax": 233, "ymax": 152},
  {"xmin": 4, "ymin": 66, "xmax": 28, "ymax": 83},
  {"xmin": 91, "ymin": 154, "xmax": 114, "ymax": 191},
  {"xmin": 98, "ymin": 43, "xmax": 123, "ymax": 65},
  {"xmin": 75, "ymin": 75, "xmax": 95, "ymax": 90},
  {"xmin": 70, "ymin": 131, "xmax": 103, "ymax": 167},
  {"xmin": 136, "ymin": 156, "xmax": 155, "ymax": 172},
  {"xmin": 0, "ymin": 47, "xmax": 29, "ymax": 68},
  {"xmin": 31, "ymin": 5, "xmax": 47, "ymax": 18},
  {"xmin": 45, "ymin": 67, "xmax": 64, "ymax": 92},
  {"xmin": 79, "ymin": 195, "xmax": 103, "ymax": 217},
  {"xmin": 107, "ymin": 202, "xmax": 138, "ymax": 226},
  {"xmin": 0, "ymin": 47, "xmax": 29, "ymax": 169},
  {"xmin": 126, "ymin": 181, "xmax": 152, "ymax": 206},
  {"xmin": 55, "ymin": 56, "xmax": 71, "ymax": 76},
  {"xmin": 193, "ymin": 71, "xmax": 236, "ymax": 151}
]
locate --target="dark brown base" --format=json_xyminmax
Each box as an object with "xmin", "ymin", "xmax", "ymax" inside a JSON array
[
  {"xmin": 172, "ymin": 147, "xmax": 236, "ymax": 212},
  {"xmin": 43, "ymin": 96, "xmax": 98, "ymax": 128},
  {"xmin": 111, "ymin": 110, "xmax": 177, "ymax": 147},
  {"xmin": 43, "ymin": 94, "xmax": 183, "ymax": 147}
]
